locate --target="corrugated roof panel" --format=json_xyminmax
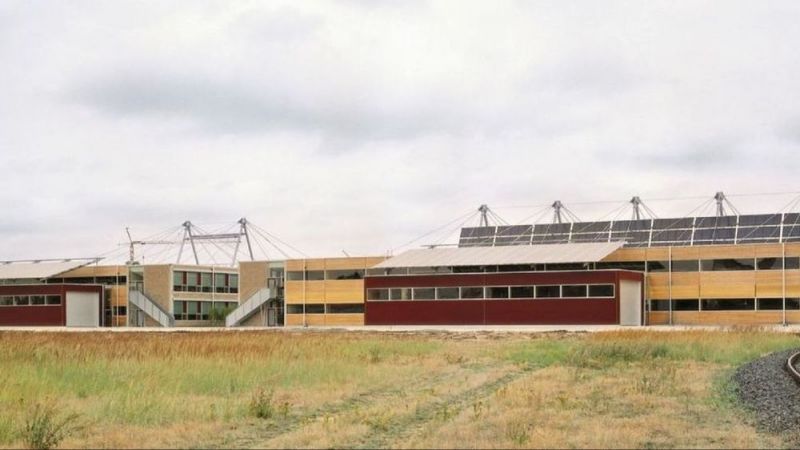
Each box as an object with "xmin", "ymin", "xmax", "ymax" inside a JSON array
[
  {"xmin": 0, "ymin": 260, "xmax": 95, "ymax": 280},
  {"xmin": 375, "ymin": 241, "xmax": 624, "ymax": 269}
]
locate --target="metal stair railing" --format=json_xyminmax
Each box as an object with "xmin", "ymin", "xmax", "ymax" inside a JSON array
[
  {"xmin": 226, "ymin": 287, "xmax": 272, "ymax": 327},
  {"xmin": 129, "ymin": 289, "xmax": 175, "ymax": 327}
]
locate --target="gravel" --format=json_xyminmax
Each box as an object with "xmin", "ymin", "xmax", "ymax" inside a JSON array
[{"xmin": 734, "ymin": 349, "xmax": 800, "ymax": 444}]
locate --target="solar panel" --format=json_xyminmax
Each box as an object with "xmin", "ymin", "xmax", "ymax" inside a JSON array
[
  {"xmin": 694, "ymin": 228, "xmax": 736, "ymax": 240},
  {"xmin": 610, "ymin": 230, "xmax": 650, "ymax": 244},
  {"xmin": 652, "ymin": 217, "xmax": 694, "ymax": 229},
  {"xmin": 460, "ymin": 227, "xmax": 497, "ymax": 238},
  {"xmin": 650, "ymin": 229, "xmax": 692, "ymax": 242},
  {"xmin": 533, "ymin": 223, "xmax": 571, "ymax": 234},
  {"xmin": 737, "ymin": 226, "xmax": 780, "ymax": 240},
  {"xmin": 784, "ymin": 213, "xmax": 800, "ymax": 225},
  {"xmin": 611, "ymin": 219, "xmax": 652, "ymax": 232},
  {"xmin": 494, "ymin": 236, "xmax": 532, "ymax": 246},
  {"xmin": 496, "ymin": 225, "xmax": 532, "ymax": 236},
  {"xmin": 738, "ymin": 214, "xmax": 781, "ymax": 226},
  {"xmin": 572, "ymin": 221, "xmax": 611, "ymax": 233},
  {"xmin": 695, "ymin": 216, "xmax": 737, "ymax": 228}
]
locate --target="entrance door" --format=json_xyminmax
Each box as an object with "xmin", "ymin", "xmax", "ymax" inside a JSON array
[
  {"xmin": 65, "ymin": 292, "xmax": 100, "ymax": 327},
  {"xmin": 619, "ymin": 280, "xmax": 642, "ymax": 326}
]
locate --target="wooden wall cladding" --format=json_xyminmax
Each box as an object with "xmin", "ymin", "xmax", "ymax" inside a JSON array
[
  {"xmin": 699, "ymin": 272, "xmax": 755, "ymax": 298},
  {"xmin": 671, "ymin": 311, "xmax": 783, "ymax": 326},
  {"xmin": 324, "ymin": 280, "xmax": 365, "ymax": 303},
  {"xmin": 285, "ymin": 281, "xmax": 325, "ymax": 303}
]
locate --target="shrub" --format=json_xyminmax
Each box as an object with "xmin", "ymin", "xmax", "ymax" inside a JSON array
[{"xmin": 20, "ymin": 403, "xmax": 81, "ymax": 450}]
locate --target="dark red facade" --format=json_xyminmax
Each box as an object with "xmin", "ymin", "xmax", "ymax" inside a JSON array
[
  {"xmin": 364, "ymin": 270, "xmax": 643, "ymax": 326},
  {"xmin": 0, "ymin": 284, "xmax": 104, "ymax": 326}
]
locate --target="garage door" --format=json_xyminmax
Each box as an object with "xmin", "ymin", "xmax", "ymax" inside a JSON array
[
  {"xmin": 66, "ymin": 292, "xmax": 100, "ymax": 327},
  {"xmin": 619, "ymin": 280, "xmax": 642, "ymax": 326}
]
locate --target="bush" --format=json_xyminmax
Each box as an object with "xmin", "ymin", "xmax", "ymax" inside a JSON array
[{"xmin": 20, "ymin": 403, "xmax": 81, "ymax": 450}]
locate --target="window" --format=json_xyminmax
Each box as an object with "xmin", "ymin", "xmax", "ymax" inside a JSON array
[
  {"xmin": 673, "ymin": 299, "xmax": 699, "ymax": 311},
  {"xmin": 30, "ymin": 295, "xmax": 45, "ymax": 305},
  {"xmin": 113, "ymin": 306, "xmax": 127, "ymax": 316},
  {"xmin": 390, "ymin": 288, "xmax": 412, "ymax": 300},
  {"xmin": 45, "ymin": 295, "xmax": 61, "ymax": 305},
  {"xmin": 305, "ymin": 304, "xmax": 324, "ymax": 314},
  {"xmin": 436, "ymin": 287, "xmax": 459, "ymax": 300},
  {"xmin": 546, "ymin": 263, "xmax": 592, "ymax": 271},
  {"xmin": 366, "ymin": 268, "xmax": 387, "ymax": 276},
  {"xmin": 758, "ymin": 298, "xmax": 783, "ymax": 310},
  {"xmin": 646, "ymin": 261, "xmax": 668, "ymax": 272},
  {"xmin": 510, "ymin": 286, "xmax": 535, "ymax": 299},
  {"xmin": 413, "ymin": 288, "xmax": 435, "ymax": 300},
  {"xmin": 229, "ymin": 274, "xmax": 238, "ymax": 293},
  {"xmin": 327, "ymin": 304, "xmax": 365, "ymax": 314},
  {"xmin": 215, "ymin": 273, "xmax": 228, "ymax": 292},
  {"xmin": 14, "ymin": 296, "xmax": 29, "ymax": 306},
  {"xmin": 0, "ymin": 296, "xmax": 13, "ymax": 306},
  {"xmin": 497, "ymin": 264, "xmax": 539, "ymax": 272},
  {"xmin": 650, "ymin": 300, "xmax": 670, "ymax": 311},
  {"xmin": 596, "ymin": 262, "xmax": 646, "ymax": 271},
  {"xmin": 186, "ymin": 272, "xmax": 199, "ymax": 291},
  {"xmin": 326, "ymin": 270, "xmax": 364, "ymax": 280},
  {"xmin": 535, "ymin": 285, "xmax": 560, "ymax": 298},
  {"xmin": 788, "ymin": 298, "xmax": 800, "ymax": 310},
  {"xmin": 671, "ymin": 260, "xmax": 700, "ymax": 272},
  {"xmin": 174, "ymin": 301, "xmax": 186, "ymax": 320},
  {"xmin": 173, "ymin": 271, "xmax": 185, "ymax": 290},
  {"xmin": 287, "ymin": 271, "xmax": 304, "ymax": 281},
  {"xmin": 786, "ymin": 257, "xmax": 800, "ymax": 270},
  {"xmin": 367, "ymin": 289, "xmax": 390, "ymax": 301},
  {"xmin": 200, "ymin": 273, "xmax": 213, "ymax": 292},
  {"xmin": 460, "ymin": 287, "xmax": 484, "ymax": 299},
  {"xmin": 588, "ymin": 285, "xmax": 614, "ymax": 298},
  {"xmin": 700, "ymin": 259, "xmax": 755, "ymax": 271},
  {"xmin": 200, "ymin": 301, "xmax": 212, "ymax": 320},
  {"xmin": 486, "ymin": 286, "xmax": 509, "ymax": 299},
  {"xmin": 187, "ymin": 301, "xmax": 199, "ymax": 320},
  {"xmin": 701, "ymin": 298, "xmax": 755, "ymax": 311},
  {"xmin": 286, "ymin": 305, "xmax": 304, "ymax": 314},
  {"xmin": 562, "ymin": 285, "xmax": 588, "ymax": 298},
  {"xmin": 305, "ymin": 271, "xmax": 324, "ymax": 281},
  {"xmin": 756, "ymin": 258, "xmax": 782, "ymax": 270}
]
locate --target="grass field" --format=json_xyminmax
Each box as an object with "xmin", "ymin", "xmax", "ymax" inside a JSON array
[{"xmin": 0, "ymin": 329, "xmax": 798, "ymax": 449}]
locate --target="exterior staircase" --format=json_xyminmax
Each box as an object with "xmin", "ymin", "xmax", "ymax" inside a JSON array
[
  {"xmin": 129, "ymin": 288, "xmax": 175, "ymax": 327},
  {"xmin": 226, "ymin": 287, "xmax": 272, "ymax": 327}
]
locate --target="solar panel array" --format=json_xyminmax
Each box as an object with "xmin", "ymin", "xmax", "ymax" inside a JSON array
[{"xmin": 458, "ymin": 213, "xmax": 800, "ymax": 248}]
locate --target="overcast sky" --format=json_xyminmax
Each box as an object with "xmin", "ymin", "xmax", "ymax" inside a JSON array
[{"xmin": 2, "ymin": 0, "xmax": 800, "ymax": 263}]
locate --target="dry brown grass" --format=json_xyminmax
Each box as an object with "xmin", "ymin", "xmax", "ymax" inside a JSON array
[{"xmin": 0, "ymin": 329, "xmax": 797, "ymax": 449}]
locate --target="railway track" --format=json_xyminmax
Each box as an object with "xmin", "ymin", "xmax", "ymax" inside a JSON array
[{"xmin": 787, "ymin": 351, "xmax": 800, "ymax": 384}]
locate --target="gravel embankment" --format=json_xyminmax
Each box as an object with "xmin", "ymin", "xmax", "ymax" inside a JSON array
[{"xmin": 734, "ymin": 349, "xmax": 800, "ymax": 444}]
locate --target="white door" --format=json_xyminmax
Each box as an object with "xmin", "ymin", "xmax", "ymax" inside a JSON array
[
  {"xmin": 65, "ymin": 292, "xmax": 100, "ymax": 327},
  {"xmin": 619, "ymin": 280, "xmax": 642, "ymax": 326}
]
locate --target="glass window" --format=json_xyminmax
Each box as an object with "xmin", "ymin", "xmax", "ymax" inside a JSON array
[
  {"xmin": 326, "ymin": 270, "xmax": 365, "ymax": 280},
  {"xmin": 366, "ymin": 268, "xmax": 387, "ymax": 276},
  {"xmin": 413, "ymin": 288, "xmax": 435, "ymax": 300},
  {"xmin": 486, "ymin": 286, "xmax": 509, "ymax": 299},
  {"xmin": 200, "ymin": 273, "xmax": 213, "ymax": 292},
  {"xmin": 756, "ymin": 258, "xmax": 782, "ymax": 270},
  {"xmin": 673, "ymin": 299, "xmax": 699, "ymax": 311},
  {"xmin": 562, "ymin": 285, "xmax": 587, "ymax": 298},
  {"xmin": 650, "ymin": 299, "xmax": 670, "ymax": 311},
  {"xmin": 305, "ymin": 304, "xmax": 324, "ymax": 314},
  {"xmin": 0, "ymin": 296, "xmax": 12, "ymax": 306},
  {"xmin": 367, "ymin": 289, "xmax": 390, "ymax": 301},
  {"xmin": 510, "ymin": 286, "xmax": 534, "ymax": 299},
  {"xmin": 588, "ymin": 285, "xmax": 615, "ymax": 298},
  {"xmin": 326, "ymin": 304, "xmax": 365, "ymax": 314},
  {"xmin": 436, "ymin": 287, "xmax": 459, "ymax": 300},
  {"xmin": 546, "ymin": 263, "xmax": 591, "ymax": 271},
  {"xmin": 460, "ymin": 287, "xmax": 484, "ymax": 299},
  {"xmin": 200, "ymin": 301, "xmax": 212, "ymax": 320},
  {"xmin": 758, "ymin": 298, "xmax": 783, "ymax": 310},
  {"xmin": 700, "ymin": 259, "xmax": 755, "ymax": 271},
  {"xmin": 672, "ymin": 260, "xmax": 700, "ymax": 272},
  {"xmin": 595, "ymin": 262, "xmax": 646, "ymax": 271},
  {"xmin": 30, "ymin": 295, "xmax": 45, "ymax": 305},
  {"xmin": 646, "ymin": 261, "xmax": 668, "ymax": 272},
  {"xmin": 286, "ymin": 271, "xmax": 304, "ymax": 281},
  {"xmin": 173, "ymin": 271, "xmax": 185, "ymax": 287},
  {"xmin": 390, "ymin": 288, "xmax": 412, "ymax": 300},
  {"xmin": 14, "ymin": 296, "xmax": 29, "ymax": 306},
  {"xmin": 286, "ymin": 304, "xmax": 304, "ymax": 314},
  {"xmin": 497, "ymin": 264, "xmax": 539, "ymax": 272},
  {"xmin": 229, "ymin": 274, "xmax": 238, "ymax": 289},
  {"xmin": 788, "ymin": 298, "xmax": 800, "ymax": 310},
  {"xmin": 452, "ymin": 266, "xmax": 486, "ymax": 274},
  {"xmin": 535, "ymin": 285, "xmax": 560, "ymax": 298},
  {"xmin": 305, "ymin": 271, "xmax": 324, "ymax": 281},
  {"xmin": 187, "ymin": 272, "xmax": 198, "ymax": 286},
  {"xmin": 45, "ymin": 295, "xmax": 61, "ymax": 305},
  {"xmin": 701, "ymin": 298, "xmax": 755, "ymax": 311},
  {"xmin": 174, "ymin": 301, "xmax": 185, "ymax": 319},
  {"xmin": 408, "ymin": 266, "xmax": 438, "ymax": 275},
  {"xmin": 786, "ymin": 257, "xmax": 800, "ymax": 270}
]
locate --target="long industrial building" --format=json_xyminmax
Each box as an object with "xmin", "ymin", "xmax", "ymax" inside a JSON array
[{"xmin": 1, "ymin": 193, "xmax": 799, "ymax": 327}]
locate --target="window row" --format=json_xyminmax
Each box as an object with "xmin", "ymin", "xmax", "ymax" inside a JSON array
[
  {"xmin": 0, "ymin": 295, "xmax": 62, "ymax": 306},
  {"xmin": 650, "ymin": 298, "xmax": 800, "ymax": 311},
  {"xmin": 173, "ymin": 300, "xmax": 238, "ymax": 321},
  {"xmin": 367, "ymin": 284, "xmax": 615, "ymax": 302},
  {"xmin": 363, "ymin": 257, "xmax": 800, "ymax": 277},
  {"xmin": 46, "ymin": 276, "xmax": 127, "ymax": 285},
  {"xmin": 286, "ymin": 270, "xmax": 365, "ymax": 281},
  {"xmin": 285, "ymin": 304, "xmax": 365, "ymax": 314},
  {"xmin": 173, "ymin": 272, "xmax": 239, "ymax": 293}
]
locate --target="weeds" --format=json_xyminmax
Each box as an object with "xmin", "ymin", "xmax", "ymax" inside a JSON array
[
  {"xmin": 20, "ymin": 402, "xmax": 81, "ymax": 450},
  {"xmin": 248, "ymin": 388, "xmax": 275, "ymax": 419}
]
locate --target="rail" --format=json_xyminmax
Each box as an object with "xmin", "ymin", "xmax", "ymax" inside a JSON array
[
  {"xmin": 786, "ymin": 351, "xmax": 800, "ymax": 384},
  {"xmin": 226, "ymin": 287, "xmax": 272, "ymax": 327}
]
